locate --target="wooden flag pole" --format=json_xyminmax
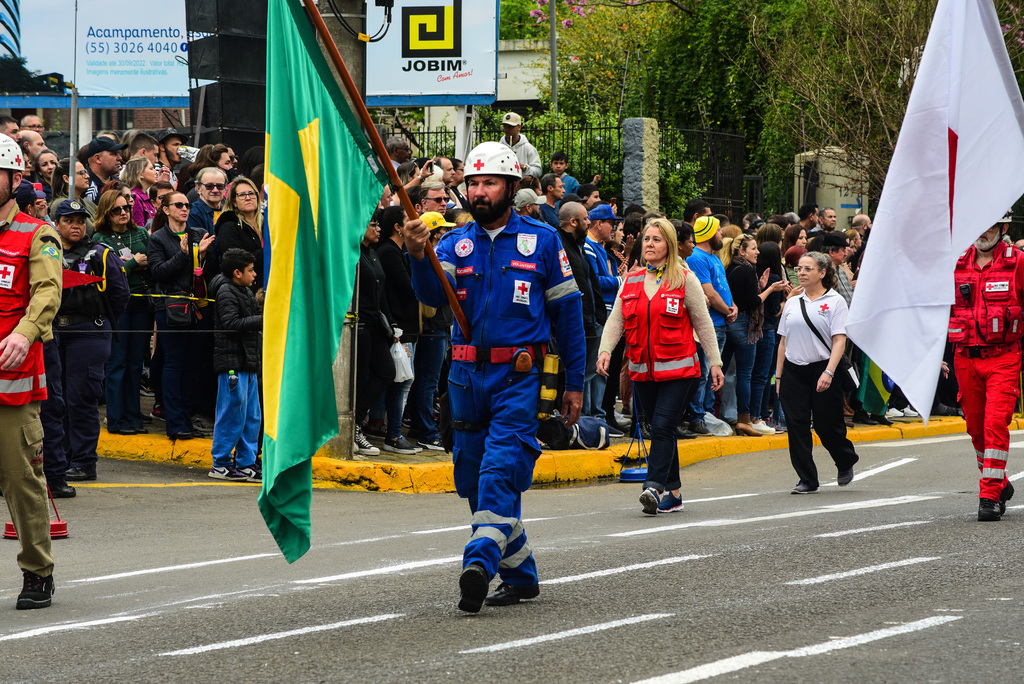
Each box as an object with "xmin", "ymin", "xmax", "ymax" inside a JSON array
[{"xmin": 301, "ymin": 0, "xmax": 472, "ymax": 343}]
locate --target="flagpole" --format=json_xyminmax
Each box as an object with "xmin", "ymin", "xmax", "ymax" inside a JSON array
[{"xmin": 301, "ymin": 0, "xmax": 472, "ymax": 343}]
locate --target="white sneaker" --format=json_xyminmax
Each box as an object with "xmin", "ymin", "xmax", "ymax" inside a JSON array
[
  {"xmin": 902, "ymin": 407, "xmax": 920, "ymax": 417},
  {"xmin": 750, "ymin": 419, "xmax": 776, "ymax": 435},
  {"xmin": 885, "ymin": 408, "xmax": 904, "ymax": 418}
]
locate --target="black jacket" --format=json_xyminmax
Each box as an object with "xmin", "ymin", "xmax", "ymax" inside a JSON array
[
  {"xmin": 215, "ymin": 210, "xmax": 264, "ymax": 292},
  {"xmin": 357, "ymin": 243, "xmax": 393, "ymax": 335},
  {"xmin": 375, "ymin": 239, "xmax": 418, "ymax": 342},
  {"xmin": 211, "ymin": 274, "xmax": 262, "ymax": 373},
  {"xmin": 557, "ymin": 227, "xmax": 606, "ymax": 337},
  {"xmin": 147, "ymin": 225, "xmax": 209, "ymax": 310}
]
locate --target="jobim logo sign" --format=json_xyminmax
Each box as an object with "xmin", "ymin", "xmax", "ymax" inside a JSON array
[{"xmin": 402, "ymin": 0, "xmax": 462, "ymax": 66}]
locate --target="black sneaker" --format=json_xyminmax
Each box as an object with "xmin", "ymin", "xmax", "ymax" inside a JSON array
[
  {"xmin": 150, "ymin": 404, "xmax": 165, "ymax": 421},
  {"xmin": 1000, "ymin": 481, "xmax": 1015, "ymax": 515},
  {"xmin": 639, "ymin": 487, "xmax": 660, "ymax": 516},
  {"xmin": 979, "ymin": 497, "xmax": 1001, "ymax": 521},
  {"xmin": 837, "ymin": 468, "xmax": 854, "ymax": 486},
  {"xmin": 791, "ymin": 482, "xmax": 818, "ymax": 494},
  {"xmin": 688, "ymin": 420, "xmax": 710, "ymax": 435},
  {"xmin": 416, "ymin": 436, "xmax": 447, "ymax": 452},
  {"xmin": 639, "ymin": 418, "xmax": 652, "ymax": 440},
  {"xmin": 384, "ymin": 436, "xmax": 422, "ymax": 455},
  {"xmin": 16, "ymin": 571, "xmax": 54, "ymax": 610}
]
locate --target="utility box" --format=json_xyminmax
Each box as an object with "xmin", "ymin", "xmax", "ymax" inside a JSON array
[{"xmin": 793, "ymin": 148, "xmax": 869, "ymax": 231}]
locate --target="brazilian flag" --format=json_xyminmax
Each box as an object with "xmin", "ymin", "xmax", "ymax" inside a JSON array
[
  {"xmin": 258, "ymin": 0, "xmax": 388, "ymax": 562},
  {"xmin": 857, "ymin": 356, "xmax": 894, "ymax": 417}
]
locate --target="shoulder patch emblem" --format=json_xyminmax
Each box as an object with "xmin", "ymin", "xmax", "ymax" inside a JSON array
[
  {"xmin": 455, "ymin": 238, "xmax": 474, "ymax": 258},
  {"xmin": 558, "ymin": 249, "xmax": 572, "ymax": 277},
  {"xmin": 41, "ymin": 245, "xmax": 60, "ymax": 260},
  {"xmin": 517, "ymin": 233, "xmax": 537, "ymax": 256}
]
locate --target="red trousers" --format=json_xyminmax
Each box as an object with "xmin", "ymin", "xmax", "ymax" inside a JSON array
[{"xmin": 954, "ymin": 348, "xmax": 1019, "ymax": 500}]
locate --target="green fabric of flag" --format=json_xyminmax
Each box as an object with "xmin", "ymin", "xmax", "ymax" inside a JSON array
[
  {"xmin": 857, "ymin": 356, "xmax": 893, "ymax": 417},
  {"xmin": 259, "ymin": 0, "xmax": 387, "ymax": 563}
]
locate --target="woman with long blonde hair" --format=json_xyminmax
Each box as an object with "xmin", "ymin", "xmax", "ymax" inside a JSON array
[{"xmin": 598, "ymin": 218, "xmax": 724, "ymax": 515}]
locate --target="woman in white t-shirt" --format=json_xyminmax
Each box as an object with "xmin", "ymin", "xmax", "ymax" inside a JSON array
[{"xmin": 776, "ymin": 252, "xmax": 860, "ymax": 494}]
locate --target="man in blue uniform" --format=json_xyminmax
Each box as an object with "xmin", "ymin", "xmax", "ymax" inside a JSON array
[{"xmin": 405, "ymin": 141, "xmax": 586, "ymax": 613}]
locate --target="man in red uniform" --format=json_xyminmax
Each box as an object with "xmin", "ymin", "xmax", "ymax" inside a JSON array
[
  {"xmin": 949, "ymin": 213, "xmax": 1022, "ymax": 521},
  {"xmin": 0, "ymin": 133, "xmax": 63, "ymax": 607}
]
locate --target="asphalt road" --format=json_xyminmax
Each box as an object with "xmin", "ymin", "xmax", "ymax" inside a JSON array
[{"xmin": 1, "ymin": 432, "xmax": 1022, "ymax": 683}]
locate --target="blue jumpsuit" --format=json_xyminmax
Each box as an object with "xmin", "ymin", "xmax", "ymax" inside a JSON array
[{"xmin": 410, "ymin": 211, "xmax": 585, "ymax": 588}]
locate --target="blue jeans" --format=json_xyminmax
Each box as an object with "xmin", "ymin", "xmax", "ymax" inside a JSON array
[
  {"xmin": 408, "ymin": 333, "xmax": 447, "ymax": 441},
  {"xmin": 633, "ymin": 378, "xmax": 699, "ymax": 492},
  {"xmin": 749, "ymin": 326, "xmax": 776, "ymax": 421},
  {"xmin": 688, "ymin": 345, "xmax": 710, "ymax": 422},
  {"xmin": 212, "ymin": 371, "xmax": 261, "ymax": 468},
  {"xmin": 105, "ymin": 300, "xmax": 153, "ymax": 432},
  {"xmin": 717, "ymin": 314, "xmax": 756, "ymax": 415},
  {"xmin": 374, "ymin": 342, "xmax": 415, "ymax": 440}
]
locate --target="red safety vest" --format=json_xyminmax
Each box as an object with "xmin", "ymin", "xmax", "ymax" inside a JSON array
[
  {"xmin": 620, "ymin": 269, "xmax": 700, "ymax": 382},
  {"xmin": 0, "ymin": 211, "xmax": 49, "ymax": 405},
  {"xmin": 949, "ymin": 244, "xmax": 1024, "ymax": 348}
]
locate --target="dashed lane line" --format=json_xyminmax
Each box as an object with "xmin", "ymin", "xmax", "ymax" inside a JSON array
[
  {"xmin": 158, "ymin": 613, "xmax": 404, "ymax": 656},
  {"xmin": 545, "ymin": 555, "xmax": 712, "ymax": 585},
  {"xmin": 69, "ymin": 553, "xmax": 280, "ymax": 583},
  {"xmin": 292, "ymin": 556, "xmax": 463, "ymax": 584},
  {"xmin": 608, "ymin": 495, "xmax": 941, "ymax": 538},
  {"xmin": 814, "ymin": 520, "xmax": 932, "ymax": 538},
  {"xmin": 785, "ymin": 556, "xmax": 941, "ymax": 586},
  {"xmin": 631, "ymin": 615, "xmax": 962, "ymax": 683},
  {"xmin": 460, "ymin": 614, "xmax": 674, "ymax": 654},
  {"xmin": 0, "ymin": 614, "xmax": 156, "ymax": 642},
  {"xmin": 820, "ymin": 458, "xmax": 917, "ymax": 486}
]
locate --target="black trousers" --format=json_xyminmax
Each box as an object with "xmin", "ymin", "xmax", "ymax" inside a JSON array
[
  {"xmin": 633, "ymin": 377, "xmax": 699, "ymax": 492},
  {"xmin": 779, "ymin": 359, "xmax": 859, "ymax": 489}
]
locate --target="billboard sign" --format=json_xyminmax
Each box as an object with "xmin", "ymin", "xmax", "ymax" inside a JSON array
[{"xmin": 365, "ymin": 0, "xmax": 498, "ymax": 106}]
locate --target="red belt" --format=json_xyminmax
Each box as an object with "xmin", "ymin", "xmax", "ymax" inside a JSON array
[
  {"xmin": 958, "ymin": 342, "xmax": 1020, "ymax": 359},
  {"xmin": 452, "ymin": 344, "xmax": 546, "ymax": 364}
]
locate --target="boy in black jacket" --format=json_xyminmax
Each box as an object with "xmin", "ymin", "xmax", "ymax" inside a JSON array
[{"xmin": 209, "ymin": 248, "xmax": 263, "ymax": 481}]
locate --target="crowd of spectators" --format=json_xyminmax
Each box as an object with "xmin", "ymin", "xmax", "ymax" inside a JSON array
[{"xmin": 1, "ymin": 111, "xmax": 947, "ymax": 487}]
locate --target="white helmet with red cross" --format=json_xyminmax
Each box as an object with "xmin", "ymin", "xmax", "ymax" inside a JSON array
[
  {"xmin": 464, "ymin": 141, "xmax": 522, "ymax": 180},
  {"xmin": 0, "ymin": 134, "xmax": 24, "ymax": 171}
]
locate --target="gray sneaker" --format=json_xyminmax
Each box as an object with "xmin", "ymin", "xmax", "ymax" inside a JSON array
[
  {"xmin": 791, "ymin": 481, "xmax": 818, "ymax": 494},
  {"xmin": 384, "ymin": 436, "xmax": 422, "ymax": 455},
  {"xmin": 639, "ymin": 487, "xmax": 661, "ymax": 515}
]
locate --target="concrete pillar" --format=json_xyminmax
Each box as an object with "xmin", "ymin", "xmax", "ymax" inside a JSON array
[{"xmin": 621, "ymin": 117, "xmax": 659, "ymax": 212}]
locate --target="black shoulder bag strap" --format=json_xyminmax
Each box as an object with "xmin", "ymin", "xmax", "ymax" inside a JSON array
[{"xmin": 798, "ymin": 297, "xmax": 833, "ymax": 355}]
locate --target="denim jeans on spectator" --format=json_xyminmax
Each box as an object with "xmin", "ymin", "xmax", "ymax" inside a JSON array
[
  {"xmin": 583, "ymin": 323, "xmax": 606, "ymax": 418},
  {"xmin": 701, "ymin": 325, "xmax": 729, "ymax": 416},
  {"xmin": 633, "ymin": 377, "xmax": 699, "ymax": 492},
  {"xmin": 408, "ymin": 333, "xmax": 447, "ymax": 441},
  {"xmin": 105, "ymin": 300, "xmax": 153, "ymax": 432},
  {"xmin": 717, "ymin": 313, "xmax": 755, "ymax": 416},
  {"xmin": 385, "ymin": 342, "xmax": 415, "ymax": 439},
  {"xmin": 688, "ymin": 345, "xmax": 710, "ymax": 422},
  {"xmin": 749, "ymin": 326, "xmax": 776, "ymax": 422},
  {"xmin": 212, "ymin": 370, "xmax": 261, "ymax": 469},
  {"xmin": 154, "ymin": 310, "xmax": 197, "ymax": 436}
]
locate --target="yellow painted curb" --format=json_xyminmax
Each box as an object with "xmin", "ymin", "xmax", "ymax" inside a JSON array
[{"xmin": 97, "ymin": 417, "xmax": 969, "ymax": 494}]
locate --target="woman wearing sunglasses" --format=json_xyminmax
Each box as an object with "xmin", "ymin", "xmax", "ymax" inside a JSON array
[
  {"xmin": 214, "ymin": 177, "xmax": 264, "ymax": 291},
  {"xmin": 94, "ymin": 190, "xmax": 153, "ymax": 436},
  {"xmin": 147, "ymin": 192, "xmax": 215, "ymax": 440}
]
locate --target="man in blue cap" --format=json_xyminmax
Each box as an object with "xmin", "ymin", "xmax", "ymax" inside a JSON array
[{"xmin": 584, "ymin": 204, "xmax": 624, "ymax": 420}]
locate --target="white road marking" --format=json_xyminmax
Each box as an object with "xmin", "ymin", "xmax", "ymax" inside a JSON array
[
  {"xmin": 158, "ymin": 613, "xmax": 403, "ymax": 656},
  {"xmin": 545, "ymin": 555, "xmax": 712, "ymax": 585},
  {"xmin": 682, "ymin": 493, "xmax": 760, "ymax": 504},
  {"xmin": 815, "ymin": 520, "xmax": 932, "ymax": 538},
  {"xmin": 292, "ymin": 556, "xmax": 462, "ymax": 584},
  {"xmin": 460, "ymin": 614, "xmax": 674, "ymax": 654},
  {"xmin": 857, "ymin": 435, "xmax": 972, "ymax": 448},
  {"xmin": 69, "ymin": 553, "xmax": 279, "ymax": 583},
  {"xmin": 631, "ymin": 615, "xmax": 961, "ymax": 683},
  {"xmin": 1009, "ymin": 471, "xmax": 1024, "ymax": 482},
  {"xmin": 785, "ymin": 556, "xmax": 940, "ymax": 586},
  {"xmin": 0, "ymin": 614, "xmax": 155, "ymax": 642},
  {"xmin": 608, "ymin": 495, "xmax": 940, "ymax": 538},
  {"xmin": 820, "ymin": 458, "xmax": 917, "ymax": 486}
]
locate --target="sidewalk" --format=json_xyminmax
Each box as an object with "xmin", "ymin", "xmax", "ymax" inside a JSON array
[{"xmin": 96, "ymin": 416, "xmax": 981, "ymax": 494}]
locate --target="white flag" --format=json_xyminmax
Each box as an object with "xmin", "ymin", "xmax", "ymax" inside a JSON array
[{"xmin": 847, "ymin": 0, "xmax": 1024, "ymax": 420}]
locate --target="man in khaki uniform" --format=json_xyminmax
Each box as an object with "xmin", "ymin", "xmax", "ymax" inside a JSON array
[{"xmin": 0, "ymin": 133, "xmax": 63, "ymax": 610}]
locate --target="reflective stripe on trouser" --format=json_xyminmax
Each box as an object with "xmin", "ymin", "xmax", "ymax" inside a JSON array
[
  {"xmin": 449, "ymin": 360, "xmax": 542, "ymax": 587},
  {"xmin": 954, "ymin": 349, "xmax": 1018, "ymax": 501},
  {"xmin": 0, "ymin": 401, "xmax": 54, "ymax": 576}
]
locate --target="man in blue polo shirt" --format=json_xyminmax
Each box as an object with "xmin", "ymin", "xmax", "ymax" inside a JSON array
[
  {"xmin": 685, "ymin": 215, "xmax": 736, "ymax": 434},
  {"xmin": 583, "ymin": 204, "xmax": 623, "ymax": 420}
]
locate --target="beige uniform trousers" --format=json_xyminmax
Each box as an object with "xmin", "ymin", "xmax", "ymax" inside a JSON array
[{"xmin": 0, "ymin": 401, "xmax": 53, "ymax": 577}]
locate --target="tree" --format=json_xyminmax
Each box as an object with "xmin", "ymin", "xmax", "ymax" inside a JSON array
[{"xmin": 0, "ymin": 56, "xmax": 60, "ymax": 93}]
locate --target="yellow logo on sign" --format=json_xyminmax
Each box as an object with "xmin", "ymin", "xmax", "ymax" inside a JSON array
[{"xmin": 402, "ymin": 0, "xmax": 462, "ymax": 58}]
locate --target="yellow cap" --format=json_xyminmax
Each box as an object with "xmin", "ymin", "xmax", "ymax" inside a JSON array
[{"xmin": 420, "ymin": 211, "xmax": 457, "ymax": 231}]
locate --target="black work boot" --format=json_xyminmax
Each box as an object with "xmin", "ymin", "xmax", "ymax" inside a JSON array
[
  {"xmin": 16, "ymin": 571, "xmax": 54, "ymax": 610},
  {"xmin": 979, "ymin": 497, "xmax": 1001, "ymax": 522},
  {"xmin": 458, "ymin": 562, "xmax": 489, "ymax": 613},
  {"xmin": 999, "ymin": 481, "xmax": 1015, "ymax": 515}
]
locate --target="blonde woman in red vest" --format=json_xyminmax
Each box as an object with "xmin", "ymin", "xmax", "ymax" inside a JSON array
[{"xmin": 598, "ymin": 218, "xmax": 724, "ymax": 516}]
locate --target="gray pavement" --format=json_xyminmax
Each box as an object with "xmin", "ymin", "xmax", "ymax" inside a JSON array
[{"xmin": 1, "ymin": 432, "xmax": 1021, "ymax": 683}]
